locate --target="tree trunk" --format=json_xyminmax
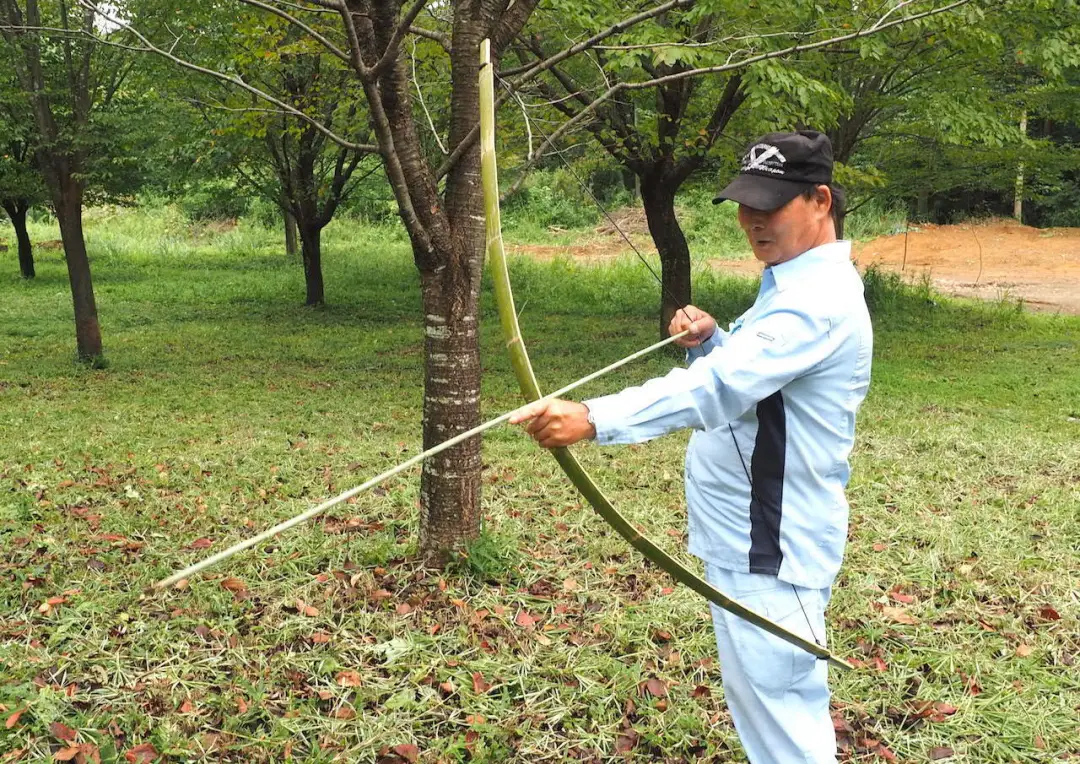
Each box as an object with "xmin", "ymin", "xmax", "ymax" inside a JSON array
[
  {"xmin": 3, "ymin": 200, "xmax": 34, "ymax": 279},
  {"xmin": 298, "ymin": 218, "xmax": 324, "ymax": 306},
  {"xmin": 52, "ymin": 175, "xmax": 103, "ymax": 362},
  {"xmin": 284, "ymin": 206, "xmax": 299, "ymax": 257},
  {"xmin": 641, "ymin": 178, "xmax": 691, "ymax": 340},
  {"xmin": 417, "ymin": 264, "xmax": 483, "ymax": 563},
  {"xmin": 1014, "ymin": 110, "xmax": 1027, "ymax": 223},
  {"xmin": 916, "ymin": 189, "xmax": 929, "ymax": 221}
]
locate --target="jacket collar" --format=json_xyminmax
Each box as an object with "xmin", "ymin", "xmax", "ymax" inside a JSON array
[{"xmin": 764, "ymin": 240, "xmax": 852, "ymax": 292}]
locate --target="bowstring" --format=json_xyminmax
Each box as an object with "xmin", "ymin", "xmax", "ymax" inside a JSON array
[{"xmin": 497, "ymin": 75, "xmax": 824, "ymax": 651}]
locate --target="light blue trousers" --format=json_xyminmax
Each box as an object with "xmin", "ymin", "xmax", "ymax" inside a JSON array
[{"xmin": 705, "ymin": 564, "xmax": 836, "ymax": 764}]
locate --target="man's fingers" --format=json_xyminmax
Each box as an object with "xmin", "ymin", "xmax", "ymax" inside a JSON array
[
  {"xmin": 509, "ymin": 400, "xmax": 547, "ymax": 424},
  {"xmin": 525, "ymin": 412, "xmax": 552, "ymax": 436}
]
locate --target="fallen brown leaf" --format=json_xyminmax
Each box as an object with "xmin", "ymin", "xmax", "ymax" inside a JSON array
[
  {"xmin": 336, "ymin": 670, "xmax": 363, "ymax": 687},
  {"xmin": 220, "ymin": 577, "xmax": 246, "ymax": 592},
  {"xmin": 875, "ymin": 742, "xmax": 897, "ymax": 761},
  {"xmin": 472, "ymin": 672, "xmax": 492, "ymax": 694},
  {"xmin": 929, "ymin": 746, "xmax": 954, "ymax": 760},
  {"xmin": 53, "ymin": 747, "xmax": 81, "ymax": 762},
  {"xmin": 643, "ymin": 678, "xmax": 668, "ymax": 697},
  {"xmin": 50, "ymin": 721, "xmax": 77, "ymax": 742},
  {"xmin": 615, "ymin": 730, "xmax": 639, "ymax": 753},
  {"xmin": 4, "ymin": 708, "xmax": 24, "ymax": 729},
  {"xmin": 392, "ymin": 744, "xmax": 419, "ymax": 762},
  {"xmin": 881, "ymin": 606, "xmax": 919, "ymax": 625},
  {"xmin": 1037, "ymin": 605, "xmax": 1061, "ymax": 621},
  {"xmin": 123, "ymin": 743, "xmax": 159, "ymax": 763}
]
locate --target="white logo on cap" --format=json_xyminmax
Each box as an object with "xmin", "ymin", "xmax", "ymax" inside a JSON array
[{"xmin": 742, "ymin": 144, "xmax": 787, "ymax": 175}]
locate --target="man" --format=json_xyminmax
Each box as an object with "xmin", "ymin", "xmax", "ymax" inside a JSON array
[{"xmin": 509, "ymin": 130, "xmax": 872, "ymax": 763}]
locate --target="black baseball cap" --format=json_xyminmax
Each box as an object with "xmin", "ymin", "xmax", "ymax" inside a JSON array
[{"xmin": 713, "ymin": 130, "xmax": 834, "ymax": 211}]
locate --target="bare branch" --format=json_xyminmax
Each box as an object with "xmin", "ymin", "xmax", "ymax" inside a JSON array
[
  {"xmin": 511, "ymin": 0, "xmax": 974, "ymax": 180},
  {"xmin": 437, "ymin": 0, "xmax": 692, "ymax": 180},
  {"xmin": 370, "ymin": 0, "xmax": 428, "ymax": 79},
  {"xmin": 266, "ymin": 0, "xmax": 337, "ymax": 14},
  {"xmin": 627, "ymin": 0, "xmax": 972, "ymax": 89},
  {"xmin": 300, "ymin": 0, "xmax": 346, "ymax": 9},
  {"xmin": 77, "ymin": 0, "xmax": 378, "ymax": 154},
  {"xmin": 492, "ymin": 0, "xmax": 540, "ymax": 53},
  {"xmin": 334, "ymin": 0, "xmax": 371, "ymax": 80},
  {"xmin": 411, "ymin": 38, "xmax": 446, "ymax": 154},
  {"xmin": 498, "ymin": 0, "xmax": 693, "ymax": 79},
  {"xmin": 0, "ymin": 22, "xmax": 82, "ymax": 35},
  {"xmin": 234, "ymin": 0, "xmax": 352, "ymax": 64},
  {"xmin": 500, "ymin": 79, "xmax": 534, "ymax": 161},
  {"xmin": 409, "ymin": 24, "xmax": 449, "ymax": 50}
]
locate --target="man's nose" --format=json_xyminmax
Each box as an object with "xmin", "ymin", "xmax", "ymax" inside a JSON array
[{"xmin": 745, "ymin": 213, "xmax": 766, "ymax": 229}]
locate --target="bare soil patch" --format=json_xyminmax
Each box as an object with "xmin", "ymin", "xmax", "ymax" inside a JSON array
[
  {"xmin": 852, "ymin": 219, "xmax": 1080, "ymax": 315},
  {"xmin": 513, "ymin": 213, "xmax": 1080, "ymax": 315}
]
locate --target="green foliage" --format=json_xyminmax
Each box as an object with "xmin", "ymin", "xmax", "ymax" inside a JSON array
[
  {"xmin": 502, "ymin": 168, "xmax": 606, "ymax": 233},
  {"xmin": 177, "ymin": 179, "xmax": 252, "ymax": 222},
  {"xmin": 452, "ymin": 529, "xmax": 524, "ymax": 584},
  {"xmin": 674, "ymin": 187, "xmax": 749, "ymax": 257}
]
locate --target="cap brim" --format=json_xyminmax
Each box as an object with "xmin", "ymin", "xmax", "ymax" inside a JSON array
[{"xmin": 712, "ymin": 174, "xmax": 813, "ymax": 211}]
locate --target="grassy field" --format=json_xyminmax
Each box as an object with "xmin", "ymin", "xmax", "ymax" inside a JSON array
[{"xmin": 1, "ymin": 207, "xmax": 1078, "ymax": 762}]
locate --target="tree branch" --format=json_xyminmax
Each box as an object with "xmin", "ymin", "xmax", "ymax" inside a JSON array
[
  {"xmin": 77, "ymin": 0, "xmax": 379, "ymax": 154},
  {"xmin": 511, "ymin": 0, "xmax": 975, "ymax": 181},
  {"xmin": 409, "ymin": 23, "xmax": 448, "ymax": 50},
  {"xmin": 436, "ymin": 0, "xmax": 695, "ymax": 180},
  {"xmin": 370, "ymin": 0, "xmax": 428, "ymax": 79},
  {"xmin": 235, "ymin": 0, "xmax": 352, "ymax": 64}
]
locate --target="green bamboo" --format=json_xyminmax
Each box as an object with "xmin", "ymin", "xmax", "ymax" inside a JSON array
[{"xmin": 479, "ymin": 38, "xmax": 851, "ymax": 671}]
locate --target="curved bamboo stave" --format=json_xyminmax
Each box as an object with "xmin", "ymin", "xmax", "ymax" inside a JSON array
[{"xmin": 478, "ymin": 38, "xmax": 851, "ymax": 671}]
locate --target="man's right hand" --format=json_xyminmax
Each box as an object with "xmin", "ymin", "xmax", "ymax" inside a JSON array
[{"xmin": 669, "ymin": 305, "xmax": 717, "ymax": 348}]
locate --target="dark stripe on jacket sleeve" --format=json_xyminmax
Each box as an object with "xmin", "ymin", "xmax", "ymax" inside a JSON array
[{"xmin": 748, "ymin": 390, "xmax": 786, "ymax": 575}]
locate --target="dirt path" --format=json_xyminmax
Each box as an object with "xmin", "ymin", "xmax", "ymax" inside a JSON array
[
  {"xmin": 512, "ymin": 214, "xmax": 1080, "ymax": 315},
  {"xmin": 852, "ymin": 220, "xmax": 1080, "ymax": 315}
]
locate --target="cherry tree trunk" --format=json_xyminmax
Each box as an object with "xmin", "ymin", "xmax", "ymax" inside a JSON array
[
  {"xmin": 297, "ymin": 217, "xmax": 325, "ymax": 306},
  {"xmin": 641, "ymin": 179, "xmax": 691, "ymax": 340},
  {"xmin": 417, "ymin": 263, "xmax": 483, "ymax": 562},
  {"xmin": 3, "ymin": 201, "xmax": 34, "ymax": 279},
  {"xmin": 51, "ymin": 174, "xmax": 102, "ymax": 361}
]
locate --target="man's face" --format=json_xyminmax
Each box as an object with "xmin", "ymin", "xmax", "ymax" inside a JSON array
[{"xmin": 737, "ymin": 187, "xmax": 832, "ymax": 265}]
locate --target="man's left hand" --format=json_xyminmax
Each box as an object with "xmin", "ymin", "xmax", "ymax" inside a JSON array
[{"xmin": 509, "ymin": 399, "xmax": 595, "ymax": 448}]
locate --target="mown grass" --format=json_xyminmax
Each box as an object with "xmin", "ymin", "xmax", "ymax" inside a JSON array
[{"xmin": 0, "ymin": 208, "xmax": 1077, "ymax": 763}]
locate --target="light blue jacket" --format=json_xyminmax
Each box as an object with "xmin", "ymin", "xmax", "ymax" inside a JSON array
[{"xmin": 586, "ymin": 241, "xmax": 873, "ymax": 588}]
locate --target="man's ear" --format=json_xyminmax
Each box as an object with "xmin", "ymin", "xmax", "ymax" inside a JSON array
[{"xmin": 816, "ymin": 184, "xmax": 833, "ymax": 219}]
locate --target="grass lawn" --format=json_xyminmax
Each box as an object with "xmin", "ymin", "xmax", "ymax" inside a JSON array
[{"xmin": 1, "ymin": 207, "xmax": 1078, "ymax": 762}]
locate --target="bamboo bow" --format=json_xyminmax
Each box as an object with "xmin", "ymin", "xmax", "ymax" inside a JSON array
[{"xmin": 478, "ymin": 38, "xmax": 851, "ymax": 670}]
